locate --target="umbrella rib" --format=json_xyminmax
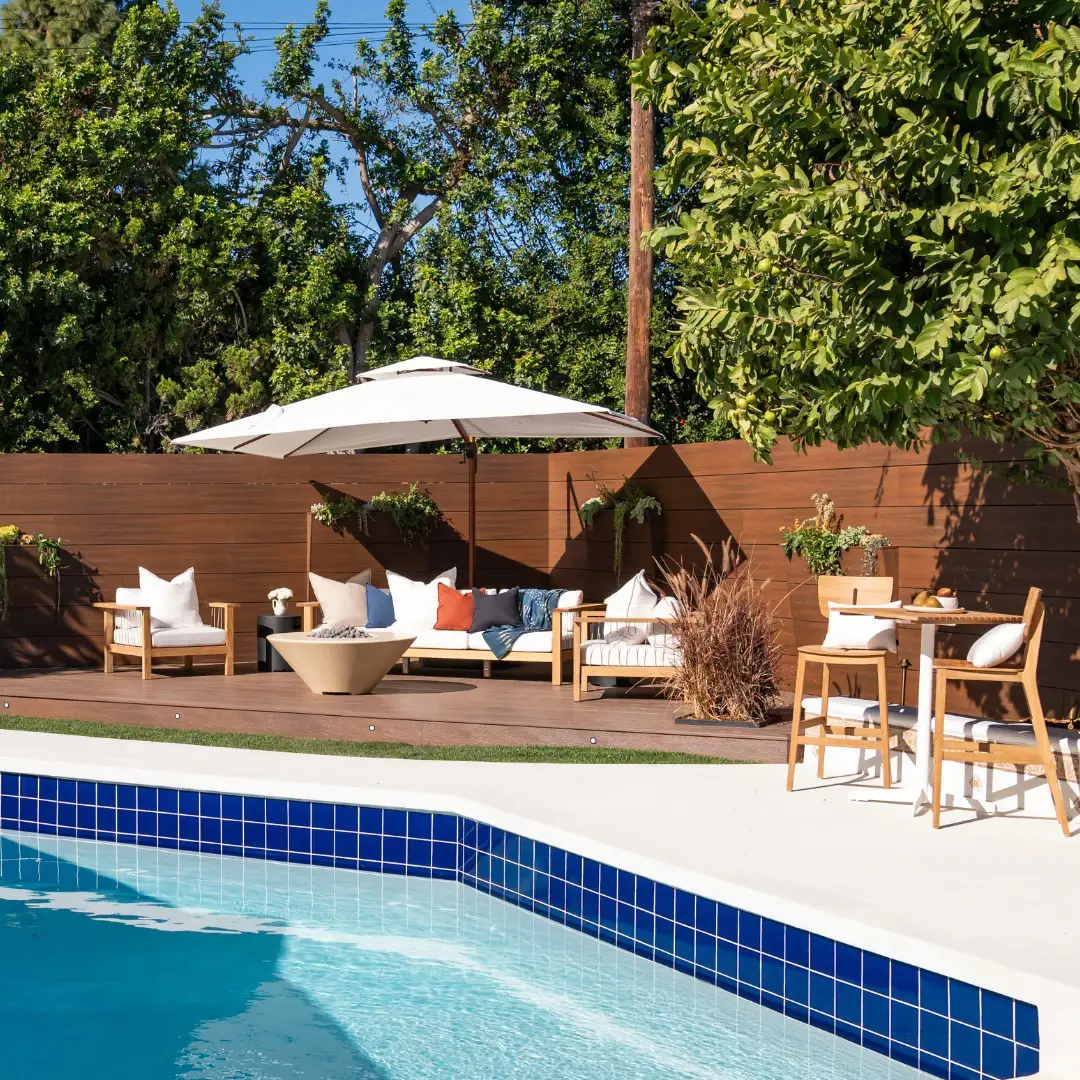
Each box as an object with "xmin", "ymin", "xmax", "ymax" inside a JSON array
[{"xmin": 282, "ymin": 428, "xmax": 332, "ymax": 457}]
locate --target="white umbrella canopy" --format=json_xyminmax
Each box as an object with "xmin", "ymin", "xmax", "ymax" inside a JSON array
[
  {"xmin": 172, "ymin": 357, "xmax": 660, "ymax": 584},
  {"xmin": 171, "ymin": 356, "xmax": 658, "ymax": 456}
]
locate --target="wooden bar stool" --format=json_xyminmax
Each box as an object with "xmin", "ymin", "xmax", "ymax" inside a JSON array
[
  {"xmin": 786, "ymin": 575, "xmax": 896, "ymax": 791},
  {"xmin": 931, "ymin": 588, "xmax": 1070, "ymax": 836}
]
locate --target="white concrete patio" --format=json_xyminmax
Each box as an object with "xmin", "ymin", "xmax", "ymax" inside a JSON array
[{"xmin": 0, "ymin": 729, "xmax": 1074, "ymax": 1077}]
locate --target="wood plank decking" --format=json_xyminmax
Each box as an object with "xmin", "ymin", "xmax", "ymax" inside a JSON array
[{"xmin": 0, "ymin": 665, "xmax": 790, "ymax": 762}]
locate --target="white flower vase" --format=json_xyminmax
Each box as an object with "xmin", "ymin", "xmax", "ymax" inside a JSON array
[{"xmin": 272, "ymin": 599, "xmax": 287, "ymax": 617}]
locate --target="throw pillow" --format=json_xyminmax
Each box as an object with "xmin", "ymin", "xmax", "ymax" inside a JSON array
[
  {"xmin": 470, "ymin": 587, "xmax": 522, "ymax": 632},
  {"xmin": 365, "ymin": 584, "xmax": 395, "ymax": 628},
  {"xmin": 138, "ymin": 567, "xmax": 202, "ymax": 627},
  {"xmin": 554, "ymin": 589, "xmax": 584, "ymax": 637},
  {"xmin": 821, "ymin": 600, "xmax": 901, "ymax": 652},
  {"xmin": 309, "ymin": 570, "xmax": 371, "ymax": 628},
  {"xmin": 603, "ymin": 571, "xmax": 657, "ymax": 645},
  {"xmin": 647, "ymin": 595, "xmax": 681, "ymax": 648},
  {"xmin": 386, "ymin": 567, "xmax": 457, "ymax": 630},
  {"xmin": 967, "ymin": 622, "xmax": 1026, "ymax": 668},
  {"xmin": 435, "ymin": 583, "xmax": 474, "ymax": 631}
]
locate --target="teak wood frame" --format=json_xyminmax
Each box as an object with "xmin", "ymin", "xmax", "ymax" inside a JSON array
[
  {"xmin": 786, "ymin": 575, "xmax": 897, "ymax": 791},
  {"xmin": 94, "ymin": 601, "xmax": 239, "ymax": 680},
  {"xmin": 930, "ymin": 587, "xmax": 1071, "ymax": 836},
  {"xmin": 298, "ymin": 600, "xmax": 602, "ymax": 685},
  {"xmin": 572, "ymin": 611, "xmax": 677, "ymax": 703}
]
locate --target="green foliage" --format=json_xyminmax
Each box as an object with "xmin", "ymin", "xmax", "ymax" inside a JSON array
[
  {"xmin": 638, "ymin": 1, "xmax": 1080, "ymax": 516},
  {"xmin": 577, "ymin": 473, "xmax": 663, "ymax": 579},
  {"xmin": 0, "ymin": 525, "xmax": 63, "ymax": 619},
  {"xmin": 311, "ymin": 483, "xmax": 443, "ymax": 544},
  {"xmin": 779, "ymin": 494, "xmax": 889, "ymax": 577},
  {"xmin": 0, "ymin": 0, "xmax": 120, "ymax": 57}
]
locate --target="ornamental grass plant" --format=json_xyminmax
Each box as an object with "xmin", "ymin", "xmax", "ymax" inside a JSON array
[{"xmin": 658, "ymin": 536, "xmax": 782, "ymax": 726}]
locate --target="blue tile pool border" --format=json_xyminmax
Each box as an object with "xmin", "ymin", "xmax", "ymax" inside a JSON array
[{"xmin": 0, "ymin": 770, "xmax": 1038, "ymax": 1080}]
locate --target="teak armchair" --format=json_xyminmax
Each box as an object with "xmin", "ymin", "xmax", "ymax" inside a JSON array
[
  {"xmin": 931, "ymin": 587, "xmax": 1070, "ymax": 836},
  {"xmin": 95, "ymin": 601, "xmax": 239, "ymax": 680},
  {"xmin": 572, "ymin": 611, "xmax": 678, "ymax": 702}
]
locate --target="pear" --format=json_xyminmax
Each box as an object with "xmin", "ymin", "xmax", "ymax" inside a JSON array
[{"xmin": 912, "ymin": 590, "xmax": 931, "ymax": 606}]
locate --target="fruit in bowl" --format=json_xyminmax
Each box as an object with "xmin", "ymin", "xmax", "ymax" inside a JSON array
[
  {"xmin": 910, "ymin": 590, "xmax": 943, "ymax": 608},
  {"xmin": 935, "ymin": 587, "xmax": 959, "ymax": 609}
]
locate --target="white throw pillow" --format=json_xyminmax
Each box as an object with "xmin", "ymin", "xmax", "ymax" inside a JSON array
[
  {"xmin": 309, "ymin": 570, "xmax": 372, "ymax": 628},
  {"xmin": 138, "ymin": 567, "xmax": 202, "ymax": 628},
  {"xmin": 647, "ymin": 595, "xmax": 681, "ymax": 648},
  {"xmin": 967, "ymin": 623, "xmax": 1026, "ymax": 668},
  {"xmin": 603, "ymin": 571, "xmax": 657, "ymax": 645},
  {"xmin": 386, "ymin": 567, "xmax": 457, "ymax": 630},
  {"xmin": 555, "ymin": 589, "xmax": 584, "ymax": 637},
  {"xmin": 821, "ymin": 600, "xmax": 900, "ymax": 652}
]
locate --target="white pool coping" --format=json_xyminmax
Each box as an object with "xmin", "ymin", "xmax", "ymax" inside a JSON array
[{"xmin": 0, "ymin": 729, "xmax": 1073, "ymax": 1078}]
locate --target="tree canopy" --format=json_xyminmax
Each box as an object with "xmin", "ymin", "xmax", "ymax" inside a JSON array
[
  {"xmin": 0, "ymin": 0, "xmax": 121, "ymax": 56},
  {"xmin": 639, "ymin": 0, "xmax": 1080, "ymax": 514}
]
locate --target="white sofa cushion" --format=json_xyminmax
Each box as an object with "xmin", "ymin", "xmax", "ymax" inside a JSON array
[
  {"xmin": 407, "ymin": 627, "xmax": 469, "ymax": 650},
  {"xmin": 603, "ymin": 571, "xmax": 657, "ymax": 644},
  {"xmin": 967, "ymin": 623, "xmax": 1025, "ymax": 668},
  {"xmin": 647, "ymin": 595, "xmax": 680, "ymax": 647},
  {"xmin": 555, "ymin": 589, "xmax": 584, "ymax": 637},
  {"xmin": 821, "ymin": 600, "xmax": 900, "ymax": 652},
  {"xmin": 466, "ymin": 629, "xmax": 573, "ymax": 653},
  {"xmin": 114, "ymin": 624, "xmax": 226, "ymax": 649},
  {"xmin": 386, "ymin": 568, "xmax": 457, "ymax": 630},
  {"xmin": 309, "ymin": 570, "xmax": 371, "ymax": 627},
  {"xmin": 138, "ymin": 567, "xmax": 202, "ymax": 627},
  {"xmin": 583, "ymin": 641, "xmax": 678, "ymax": 668}
]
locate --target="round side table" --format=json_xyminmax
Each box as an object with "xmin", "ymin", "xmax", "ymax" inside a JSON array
[{"xmin": 257, "ymin": 613, "xmax": 301, "ymax": 672}]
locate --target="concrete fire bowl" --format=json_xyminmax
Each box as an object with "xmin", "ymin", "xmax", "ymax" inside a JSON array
[{"xmin": 267, "ymin": 631, "xmax": 415, "ymax": 695}]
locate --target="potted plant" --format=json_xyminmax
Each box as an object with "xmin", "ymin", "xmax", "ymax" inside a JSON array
[
  {"xmin": 578, "ymin": 474, "xmax": 663, "ymax": 580},
  {"xmin": 780, "ymin": 494, "xmax": 890, "ymax": 577},
  {"xmin": 268, "ymin": 587, "xmax": 293, "ymax": 616}
]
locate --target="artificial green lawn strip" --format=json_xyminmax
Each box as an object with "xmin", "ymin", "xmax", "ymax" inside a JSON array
[{"xmin": 0, "ymin": 714, "xmax": 737, "ymax": 764}]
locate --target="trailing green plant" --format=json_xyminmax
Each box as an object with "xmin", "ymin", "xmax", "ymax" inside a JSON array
[
  {"xmin": 578, "ymin": 473, "xmax": 663, "ymax": 580},
  {"xmin": 311, "ymin": 484, "xmax": 443, "ymax": 545},
  {"xmin": 780, "ymin": 494, "xmax": 889, "ymax": 578},
  {"xmin": 0, "ymin": 526, "xmax": 64, "ymax": 620},
  {"xmin": 363, "ymin": 484, "xmax": 444, "ymax": 546}
]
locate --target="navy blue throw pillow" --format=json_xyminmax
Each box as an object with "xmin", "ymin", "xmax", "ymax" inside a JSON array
[
  {"xmin": 365, "ymin": 584, "xmax": 395, "ymax": 628},
  {"xmin": 469, "ymin": 588, "xmax": 522, "ymax": 632}
]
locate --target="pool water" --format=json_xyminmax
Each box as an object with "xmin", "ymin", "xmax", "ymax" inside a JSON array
[{"xmin": 0, "ymin": 832, "xmax": 927, "ymax": 1079}]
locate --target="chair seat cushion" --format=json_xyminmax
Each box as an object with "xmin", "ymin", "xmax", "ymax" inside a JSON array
[
  {"xmin": 800, "ymin": 695, "xmax": 1080, "ymax": 752},
  {"xmin": 583, "ymin": 641, "xmax": 679, "ymax": 668},
  {"xmin": 114, "ymin": 625, "xmax": 226, "ymax": 649},
  {"xmin": 466, "ymin": 630, "xmax": 572, "ymax": 653}
]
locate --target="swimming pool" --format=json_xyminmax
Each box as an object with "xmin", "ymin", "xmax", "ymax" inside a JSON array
[{"xmin": 1, "ymin": 831, "xmax": 929, "ymax": 1079}]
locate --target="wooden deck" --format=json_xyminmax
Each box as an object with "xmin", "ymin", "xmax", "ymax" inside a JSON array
[{"xmin": 0, "ymin": 664, "xmax": 790, "ymax": 761}]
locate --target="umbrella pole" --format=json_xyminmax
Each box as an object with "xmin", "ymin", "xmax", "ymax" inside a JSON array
[{"xmin": 467, "ymin": 441, "xmax": 477, "ymax": 588}]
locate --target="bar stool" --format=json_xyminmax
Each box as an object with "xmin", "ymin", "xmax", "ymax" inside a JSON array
[
  {"xmin": 786, "ymin": 575, "xmax": 897, "ymax": 791},
  {"xmin": 931, "ymin": 587, "xmax": 1070, "ymax": 836}
]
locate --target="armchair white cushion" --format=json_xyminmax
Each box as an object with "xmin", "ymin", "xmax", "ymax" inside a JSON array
[
  {"xmin": 138, "ymin": 567, "xmax": 202, "ymax": 627},
  {"xmin": 602, "ymin": 572, "xmax": 657, "ymax": 644}
]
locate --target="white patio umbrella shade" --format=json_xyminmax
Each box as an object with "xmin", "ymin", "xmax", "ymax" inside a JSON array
[{"xmin": 172, "ymin": 357, "xmax": 660, "ymax": 583}]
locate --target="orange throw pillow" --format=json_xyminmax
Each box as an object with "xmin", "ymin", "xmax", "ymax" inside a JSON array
[{"xmin": 435, "ymin": 582, "xmax": 474, "ymax": 631}]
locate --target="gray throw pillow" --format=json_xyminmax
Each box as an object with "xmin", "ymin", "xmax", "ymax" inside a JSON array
[{"xmin": 469, "ymin": 588, "xmax": 522, "ymax": 632}]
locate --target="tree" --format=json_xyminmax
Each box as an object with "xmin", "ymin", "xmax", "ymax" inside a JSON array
[
  {"xmin": 639, "ymin": 1, "xmax": 1080, "ymax": 517},
  {"xmin": 213, "ymin": 0, "xmax": 634, "ymax": 381},
  {"xmin": 0, "ymin": 0, "xmax": 120, "ymax": 56}
]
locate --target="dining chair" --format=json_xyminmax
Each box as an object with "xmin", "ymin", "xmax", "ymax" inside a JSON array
[
  {"xmin": 930, "ymin": 587, "xmax": 1070, "ymax": 836},
  {"xmin": 786, "ymin": 575, "xmax": 897, "ymax": 791}
]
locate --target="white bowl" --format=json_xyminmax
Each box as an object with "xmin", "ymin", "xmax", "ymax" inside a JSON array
[{"xmin": 936, "ymin": 595, "xmax": 959, "ymax": 609}]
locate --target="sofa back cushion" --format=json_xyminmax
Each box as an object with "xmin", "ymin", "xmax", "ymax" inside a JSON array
[
  {"xmin": 435, "ymin": 583, "xmax": 475, "ymax": 631},
  {"xmin": 470, "ymin": 587, "xmax": 522, "ymax": 632},
  {"xmin": 387, "ymin": 567, "xmax": 457, "ymax": 630},
  {"xmin": 138, "ymin": 567, "xmax": 202, "ymax": 627},
  {"xmin": 365, "ymin": 584, "xmax": 395, "ymax": 628},
  {"xmin": 309, "ymin": 570, "xmax": 372, "ymax": 628}
]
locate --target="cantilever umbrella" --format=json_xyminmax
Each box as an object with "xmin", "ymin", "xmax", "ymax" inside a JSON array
[{"xmin": 172, "ymin": 356, "xmax": 660, "ymax": 584}]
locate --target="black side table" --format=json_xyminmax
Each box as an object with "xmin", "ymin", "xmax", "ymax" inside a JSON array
[{"xmin": 257, "ymin": 613, "xmax": 301, "ymax": 672}]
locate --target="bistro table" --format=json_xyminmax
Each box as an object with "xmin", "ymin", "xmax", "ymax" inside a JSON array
[{"xmin": 835, "ymin": 605, "xmax": 1022, "ymax": 815}]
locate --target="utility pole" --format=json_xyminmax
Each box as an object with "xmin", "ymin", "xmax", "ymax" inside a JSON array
[{"xmin": 624, "ymin": 0, "xmax": 655, "ymax": 447}]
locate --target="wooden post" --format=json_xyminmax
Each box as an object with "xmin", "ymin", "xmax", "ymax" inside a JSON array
[
  {"xmin": 305, "ymin": 511, "xmax": 312, "ymax": 599},
  {"xmin": 467, "ymin": 445, "xmax": 477, "ymax": 588},
  {"xmin": 624, "ymin": 0, "xmax": 655, "ymax": 448}
]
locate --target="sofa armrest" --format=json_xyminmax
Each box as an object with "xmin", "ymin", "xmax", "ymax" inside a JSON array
[{"xmin": 557, "ymin": 601, "xmax": 604, "ymax": 612}]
